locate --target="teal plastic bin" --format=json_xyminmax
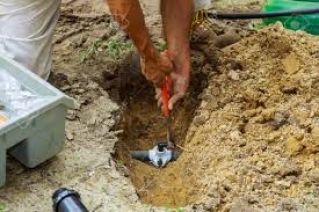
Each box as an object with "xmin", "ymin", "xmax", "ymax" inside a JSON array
[{"xmin": 0, "ymin": 55, "xmax": 74, "ymax": 186}]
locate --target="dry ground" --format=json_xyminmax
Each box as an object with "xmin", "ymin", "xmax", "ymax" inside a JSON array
[{"xmin": 0, "ymin": 0, "xmax": 318, "ymax": 212}]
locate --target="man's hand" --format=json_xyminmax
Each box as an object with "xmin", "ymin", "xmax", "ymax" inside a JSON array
[
  {"xmin": 106, "ymin": 0, "xmax": 192, "ymax": 111},
  {"xmin": 169, "ymin": 66, "xmax": 190, "ymax": 110},
  {"xmin": 160, "ymin": 0, "xmax": 193, "ymax": 111},
  {"xmin": 156, "ymin": 50, "xmax": 191, "ymax": 111},
  {"xmin": 140, "ymin": 51, "xmax": 173, "ymax": 87}
]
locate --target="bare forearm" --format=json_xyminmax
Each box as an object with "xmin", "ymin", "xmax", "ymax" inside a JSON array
[
  {"xmin": 161, "ymin": 0, "xmax": 193, "ymax": 70},
  {"xmin": 106, "ymin": 0, "xmax": 157, "ymax": 59}
]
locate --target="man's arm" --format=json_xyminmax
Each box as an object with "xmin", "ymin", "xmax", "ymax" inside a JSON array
[
  {"xmin": 105, "ymin": 0, "xmax": 172, "ymax": 87},
  {"xmin": 161, "ymin": 0, "xmax": 193, "ymax": 109}
]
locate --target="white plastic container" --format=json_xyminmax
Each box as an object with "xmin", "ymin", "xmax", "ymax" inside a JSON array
[{"xmin": 0, "ymin": 54, "xmax": 74, "ymax": 187}]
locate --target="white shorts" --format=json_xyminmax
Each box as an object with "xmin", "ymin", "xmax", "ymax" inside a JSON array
[
  {"xmin": 0, "ymin": 0, "xmax": 61, "ymax": 80},
  {"xmin": 0, "ymin": 0, "xmax": 208, "ymax": 80},
  {"xmin": 194, "ymin": 0, "xmax": 211, "ymax": 11}
]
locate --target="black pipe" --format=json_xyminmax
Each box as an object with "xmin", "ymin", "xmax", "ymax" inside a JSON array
[
  {"xmin": 130, "ymin": 149, "xmax": 180, "ymax": 163},
  {"xmin": 172, "ymin": 151, "xmax": 180, "ymax": 161},
  {"xmin": 52, "ymin": 188, "xmax": 89, "ymax": 212},
  {"xmin": 130, "ymin": 151, "xmax": 150, "ymax": 162},
  {"xmin": 208, "ymin": 8, "xmax": 319, "ymax": 20}
]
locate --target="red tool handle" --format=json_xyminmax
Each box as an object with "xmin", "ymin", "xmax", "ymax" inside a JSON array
[{"xmin": 161, "ymin": 75, "xmax": 172, "ymax": 117}]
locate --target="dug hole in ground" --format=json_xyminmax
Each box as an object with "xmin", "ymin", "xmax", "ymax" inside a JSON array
[{"xmin": 0, "ymin": 0, "xmax": 319, "ymax": 211}]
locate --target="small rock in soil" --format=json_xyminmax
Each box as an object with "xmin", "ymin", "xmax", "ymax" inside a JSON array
[
  {"xmin": 66, "ymin": 130, "xmax": 74, "ymax": 141},
  {"xmin": 214, "ymin": 31, "xmax": 241, "ymax": 49},
  {"xmin": 193, "ymin": 115, "xmax": 208, "ymax": 127},
  {"xmin": 281, "ymin": 52, "xmax": 300, "ymax": 75},
  {"xmin": 311, "ymin": 126, "xmax": 319, "ymax": 141},
  {"xmin": 230, "ymin": 198, "xmax": 255, "ymax": 212},
  {"xmin": 275, "ymin": 180, "xmax": 292, "ymax": 189},
  {"xmin": 285, "ymin": 136, "xmax": 304, "ymax": 156},
  {"xmin": 271, "ymin": 111, "xmax": 289, "ymax": 130},
  {"xmin": 279, "ymin": 163, "xmax": 302, "ymax": 178},
  {"xmin": 308, "ymin": 168, "xmax": 319, "ymax": 183},
  {"xmin": 228, "ymin": 70, "xmax": 240, "ymax": 81},
  {"xmin": 278, "ymin": 198, "xmax": 300, "ymax": 212}
]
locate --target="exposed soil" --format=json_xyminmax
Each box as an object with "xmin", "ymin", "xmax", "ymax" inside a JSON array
[
  {"xmin": 0, "ymin": 1, "xmax": 145, "ymax": 212},
  {"xmin": 167, "ymin": 24, "xmax": 319, "ymax": 211},
  {"xmin": 113, "ymin": 52, "xmax": 208, "ymax": 207},
  {"xmin": 1, "ymin": 0, "xmax": 319, "ymax": 212}
]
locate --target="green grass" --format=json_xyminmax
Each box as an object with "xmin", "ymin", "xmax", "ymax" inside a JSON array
[
  {"xmin": 80, "ymin": 36, "xmax": 170, "ymax": 64},
  {"xmin": 252, "ymin": 20, "xmax": 268, "ymax": 30},
  {"xmin": 80, "ymin": 38, "xmax": 103, "ymax": 63},
  {"xmin": 115, "ymin": 159, "xmax": 125, "ymax": 168},
  {"xmin": 80, "ymin": 36, "xmax": 133, "ymax": 63},
  {"xmin": 104, "ymin": 37, "xmax": 133, "ymax": 60},
  {"xmin": 154, "ymin": 40, "xmax": 167, "ymax": 52},
  {"xmin": 0, "ymin": 203, "xmax": 6, "ymax": 212},
  {"xmin": 165, "ymin": 208, "xmax": 185, "ymax": 212},
  {"xmin": 306, "ymin": 191, "xmax": 319, "ymax": 199}
]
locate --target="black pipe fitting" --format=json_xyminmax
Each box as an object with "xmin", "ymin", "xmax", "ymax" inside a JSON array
[{"xmin": 52, "ymin": 188, "xmax": 89, "ymax": 212}]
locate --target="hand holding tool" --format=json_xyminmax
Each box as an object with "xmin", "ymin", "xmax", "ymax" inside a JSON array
[
  {"xmin": 161, "ymin": 75, "xmax": 174, "ymax": 148},
  {"xmin": 130, "ymin": 75, "xmax": 181, "ymax": 168}
]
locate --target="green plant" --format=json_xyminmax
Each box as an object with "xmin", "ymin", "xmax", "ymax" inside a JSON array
[
  {"xmin": 154, "ymin": 40, "xmax": 167, "ymax": 52},
  {"xmin": 165, "ymin": 207, "xmax": 185, "ymax": 212},
  {"xmin": 80, "ymin": 38, "xmax": 102, "ymax": 63},
  {"xmin": 80, "ymin": 37, "xmax": 133, "ymax": 63},
  {"xmin": 306, "ymin": 191, "xmax": 319, "ymax": 198},
  {"xmin": 115, "ymin": 159, "xmax": 125, "ymax": 168},
  {"xmin": 252, "ymin": 20, "xmax": 267, "ymax": 30},
  {"xmin": 0, "ymin": 203, "xmax": 6, "ymax": 212},
  {"xmin": 104, "ymin": 37, "xmax": 133, "ymax": 60},
  {"xmin": 102, "ymin": 186, "xmax": 108, "ymax": 193}
]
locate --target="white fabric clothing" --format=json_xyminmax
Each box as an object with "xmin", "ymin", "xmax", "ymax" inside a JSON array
[
  {"xmin": 194, "ymin": 0, "xmax": 211, "ymax": 11},
  {"xmin": 0, "ymin": 0, "xmax": 209, "ymax": 80},
  {"xmin": 0, "ymin": 0, "xmax": 61, "ymax": 80}
]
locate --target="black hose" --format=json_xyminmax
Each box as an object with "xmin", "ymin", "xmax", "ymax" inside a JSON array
[{"xmin": 208, "ymin": 8, "xmax": 319, "ymax": 20}]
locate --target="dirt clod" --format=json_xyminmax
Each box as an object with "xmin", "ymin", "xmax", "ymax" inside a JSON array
[
  {"xmin": 282, "ymin": 52, "xmax": 300, "ymax": 75},
  {"xmin": 285, "ymin": 136, "xmax": 304, "ymax": 156},
  {"xmin": 308, "ymin": 168, "xmax": 319, "ymax": 183}
]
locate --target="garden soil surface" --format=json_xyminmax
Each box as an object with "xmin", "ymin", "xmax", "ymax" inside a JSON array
[{"xmin": 0, "ymin": 0, "xmax": 318, "ymax": 212}]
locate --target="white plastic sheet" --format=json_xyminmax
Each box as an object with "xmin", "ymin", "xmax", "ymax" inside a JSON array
[{"xmin": 0, "ymin": 69, "xmax": 48, "ymax": 119}]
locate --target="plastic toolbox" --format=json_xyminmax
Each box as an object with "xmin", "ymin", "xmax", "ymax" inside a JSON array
[{"xmin": 0, "ymin": 55, "xmax": 74, "ymax": 187}]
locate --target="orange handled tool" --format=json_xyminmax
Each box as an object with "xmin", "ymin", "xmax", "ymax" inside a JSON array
[
  {"xmin": 161, "ymin": 75, "xmax": 173, "ymax": 117},
  {"xmin": 161, "ymin": 75, "xmax": 174, "ymax": 147}
]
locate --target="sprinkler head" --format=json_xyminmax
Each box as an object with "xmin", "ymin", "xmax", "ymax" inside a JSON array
[{"xmin": 130, "ymin": 142, "xmax": 180, "ymax": 168}]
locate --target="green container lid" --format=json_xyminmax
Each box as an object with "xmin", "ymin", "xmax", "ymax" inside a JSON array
[{"xmin": 263, "ymin": 0, "xmax": 319, "ymax": 35}]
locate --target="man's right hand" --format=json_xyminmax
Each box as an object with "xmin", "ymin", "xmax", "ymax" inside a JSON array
[{"xmin": 155, "ymin": 49, "xmax": 191, "ymax": 112}]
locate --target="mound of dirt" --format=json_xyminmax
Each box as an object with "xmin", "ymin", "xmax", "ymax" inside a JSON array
[{"xmin": 172, "ymin": 24, "xmax": 319, "ymax": 211}]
